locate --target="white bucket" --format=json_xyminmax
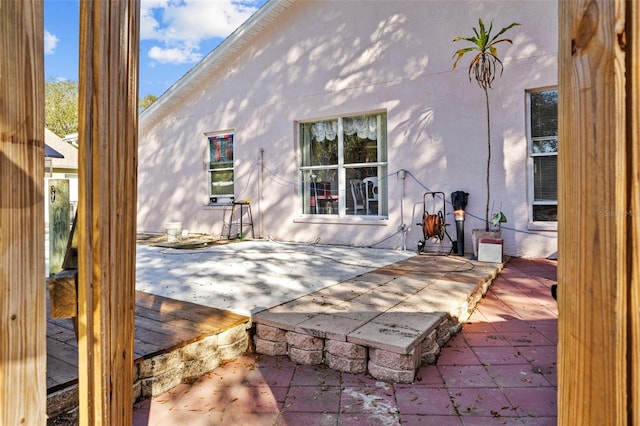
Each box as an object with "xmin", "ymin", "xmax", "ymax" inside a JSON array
[{"xmin": 165, "ymin": 222, "xmax": 183, "ymax": 243}]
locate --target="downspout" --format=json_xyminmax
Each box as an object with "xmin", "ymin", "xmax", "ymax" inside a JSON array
[
  {"xmin": 398, "ymin": 169, "xmax": 407, "ymax": 250},
  {"xmin": 259, "ymin": 148, "xmax": 264, "ymax": 238}
]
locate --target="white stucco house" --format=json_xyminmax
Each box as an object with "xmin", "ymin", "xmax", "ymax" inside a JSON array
[{"xmin": 138, "ymin": 0, "xmax": 558, "ymax": 258}]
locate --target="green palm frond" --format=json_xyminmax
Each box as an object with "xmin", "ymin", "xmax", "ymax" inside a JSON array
[
  {"xmin": 452, "ymin": 46, "xmax": 478, "ymax": 69},
  {"xmin": 489, "ymin": 22, "xmax": 521, "ymax": 44},
  {"xmin": 452, "ymin": 18, "xmax": 520, "ymax": 89}
]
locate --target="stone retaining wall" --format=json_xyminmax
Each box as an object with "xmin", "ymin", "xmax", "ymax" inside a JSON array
[
  {"xmin": 254, "ymin": 313, "xmax": 464, "ymax": 383},
  {"xmin": 47, "ymin": 323, "xmax": 250, "ymax": 425},
  {"xmin": 252, "ymin": 266, "xmax": 496, "ymax": 384}
]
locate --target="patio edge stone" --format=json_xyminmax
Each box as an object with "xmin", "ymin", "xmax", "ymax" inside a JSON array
[{"xmin": 250, "ymin": 255, "xmax": 504, "ymax": 383}]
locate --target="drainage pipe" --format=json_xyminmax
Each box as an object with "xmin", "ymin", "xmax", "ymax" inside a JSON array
[
  {"xmin": 398, "ymin": 169, "xmax": 407, "ymax": 250},
  {"xmin": 259, "ymin": 148, "xmax": 264, "ymax": 238}
]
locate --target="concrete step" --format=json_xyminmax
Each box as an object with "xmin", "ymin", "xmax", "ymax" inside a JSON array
[{"xmin": 252, "ymin": 255, "xmax": 503, "ymax": 383}]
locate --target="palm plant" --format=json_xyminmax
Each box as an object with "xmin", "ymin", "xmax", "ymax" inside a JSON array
[{"xmin": 453, "ymin": 18, "xmax": 520, "ymax": 231}]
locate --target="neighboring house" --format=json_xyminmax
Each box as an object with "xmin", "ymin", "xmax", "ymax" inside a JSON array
[
  {"xmin": 62, "ymin": 132, "xmax": 79, "ymax": 148},
  {"xmin": 45, "ymin": 128, "xmax": 79, "ymax": 223},
  {"xmin": 138, "ymin": 0, "xmax": 558, "ymax": 258}
]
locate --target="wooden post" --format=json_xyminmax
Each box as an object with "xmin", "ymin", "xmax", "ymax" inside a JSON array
[
  {"xmin": 0, "ymin": 1, "xmax": 47, "ymax": 424},
  {"xmin": 77, "ymin": 1, "xmax": 140, "ymax": 424},
  {"xmin": 48, "ymin": 179, "xmax": 70, "ymax": 275},
  {"xmin": 558, "ymin": 1, "xmax": 639, "ymax": 423},
  {"xmin": 630, "ymin": 4, "xmax": 640, "ymax": 423}
]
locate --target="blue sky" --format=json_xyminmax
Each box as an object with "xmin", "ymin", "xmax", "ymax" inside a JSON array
[{"xmin": 44, "ymin": 0, "xmax": 267, "ymax": 98}]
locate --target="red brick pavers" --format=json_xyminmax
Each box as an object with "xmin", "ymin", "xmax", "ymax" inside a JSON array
[{"xmin": 133, "ymin": 258, "xmax": 557, "ymax": 425}]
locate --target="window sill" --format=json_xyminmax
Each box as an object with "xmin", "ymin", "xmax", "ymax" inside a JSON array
[
  {"xmin": 294, "ymin": 215, "xmax": 388, "ymax": 226},
  {"xmin": 527, "ymin": 222, "xmax": 558, "ymax": 232},
  {"xmin": 202, "ymin": 203, "xmax": 233, "ymax": 209}
]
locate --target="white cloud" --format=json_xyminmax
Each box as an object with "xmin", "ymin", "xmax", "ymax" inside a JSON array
[
  {"xmin": 141, "ymin": 0, "xmax": 260, "ymax": 64},
  {"xmin": 44, "ymin": 30, "xmax": 59, "ymax": 55},
  {"xmin": 148, "ymin": 45, "xmax": 203, "ymax": 64}
]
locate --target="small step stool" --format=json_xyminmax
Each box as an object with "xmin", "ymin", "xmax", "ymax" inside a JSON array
[{"xmin": 223, "ymin": 201, "xmax": 255, "ymax": 239}]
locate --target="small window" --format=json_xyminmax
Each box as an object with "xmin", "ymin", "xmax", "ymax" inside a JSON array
[
  {"xmin": 527, "ymin": 89, "xmax": 558, "ymax": 222},
  {"xmin": 299, "ymin": 113, "xmax": 387, "ymax": 217},
  {"xmin": 44, "ymin": 158, "xmax": 53, "ymax": 178},
  {"xmin": 208, "ymin": 133, "xmax": 234, "ymax": 204}
]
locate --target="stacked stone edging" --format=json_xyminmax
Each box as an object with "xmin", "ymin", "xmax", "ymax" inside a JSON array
[
  {"xmin": 253, "ymin": 311, "xmax": 461, "ymax": 383},
  {"xmin": 253, "ymin": 259, "xmax": 503, "ymax": 383},
  {"xmin": 325, "ymin": 340, "xmax": 367, "ymax": 374},
  {"xmin": 135, "ymin": 323, "xmax": 249, "ymax": 398},
  {"xmin": 47, "ymin": 323, "xmax": 250, "ymax": 425},
  {"xmin": 286, "ymin": 331, "xmax": 324, "ymax": 365}
]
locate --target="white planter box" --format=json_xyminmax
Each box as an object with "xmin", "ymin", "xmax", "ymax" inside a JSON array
[{"xmin": 478, "ymin": 237, "xmax": 503, "ymax": 263}]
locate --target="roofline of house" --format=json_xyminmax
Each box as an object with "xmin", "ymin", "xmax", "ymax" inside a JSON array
[{"xmin": 139, "ymin": 0, "xmax": 297, "ymax": 134}]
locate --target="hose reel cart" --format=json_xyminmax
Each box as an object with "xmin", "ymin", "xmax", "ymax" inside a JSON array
[{"xmin": 417, "ymin": 192, "xmax": 455, "ymax": 254}]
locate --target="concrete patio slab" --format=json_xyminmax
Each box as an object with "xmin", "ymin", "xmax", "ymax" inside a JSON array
[
  {"xmin": 135, "ymin": 240, "xmax": 414, "ymax": 316},
  {"xmin": 247, "ymin": 310, "xmax": 314, "ymax": 331},
  {"xmin": 321, "ymin": 304, "xmax": 386, "ymax": 322}
]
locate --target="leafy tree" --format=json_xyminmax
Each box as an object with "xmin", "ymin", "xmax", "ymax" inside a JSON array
[
  {"xmin": 45, "ymin": 79, "xmax": 78, "ymax": 138},
  {"xmin": 453, "ymin": 18, "xmax": 520, "ymax": 231},
  {"xmin": 139, "ymin": 94, "xmax": 157, "ymax": 111}
]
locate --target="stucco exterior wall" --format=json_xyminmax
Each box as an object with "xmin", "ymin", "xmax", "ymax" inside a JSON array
[{"xmin": 138, "ymin": 0, "xmax": 558, "ymax": 258}]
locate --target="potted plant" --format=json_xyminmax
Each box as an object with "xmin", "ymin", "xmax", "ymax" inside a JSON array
[
  {"xmin": 452, "ymin": 18, "xmax": 519, "ymax": 257},
  {"xmin": 490, "ymin": 209, "xmax": 508, "ymax": 231}
]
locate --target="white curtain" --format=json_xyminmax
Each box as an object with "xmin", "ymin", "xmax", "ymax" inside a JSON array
[
  {"xmin": 311, "ymin": 115, "xmax": 377, "ymax": 142},
  {"xmin": 343, "ymin": 115, "xmax": 377, "ymax": 140},
  {"xmin": 310, "ymin": 120, "xmax": 337, "ymax": 142}
]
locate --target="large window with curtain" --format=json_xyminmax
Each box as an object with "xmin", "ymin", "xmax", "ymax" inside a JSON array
[
  {"xmin": 208, "ymin": 133, "xmax": 234, "ymax": 204},
  {"xmin": 527, "ymin": 89, "xmax": 557, "ymax": 222},
  {"xmin": 299, "ymin": 112, "xmax": 387, "ymax": 217}
]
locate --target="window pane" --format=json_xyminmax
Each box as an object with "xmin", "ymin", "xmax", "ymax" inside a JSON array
[
  {"xmin": 210, "ymin": 170, "xmax": 234, "ymax": 195},
  {"xmin": 302, "ymin": 169, "xmax": 338, "ymax": 215},
  {"xmin": 346, "ymin": 166, "xmax": 383, "ymax": 215},
  {"xmin": 301, "ymin": 121, "xmax": 338, "ymax": 167},
  {"xmin": 530, "ymin": 90, "xmax": 558, "ymax": 138},
  {"xmin": 209, "ymin": 134, "xmax": 233, "ymax": 167},
  {"xmin": 533, "ymin": 204, "xmax": 557, "ymax": 222},
  {"xmin": 343, "ymin": 115, "xmax": 379, "ymax": 164},
  {"xmin": 534, "ymin": 155, "xmax": 557, "ymax": 200},
  {"xmin": 532, "ymin": 138, "xmax": 557, "ymax": 154}
]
